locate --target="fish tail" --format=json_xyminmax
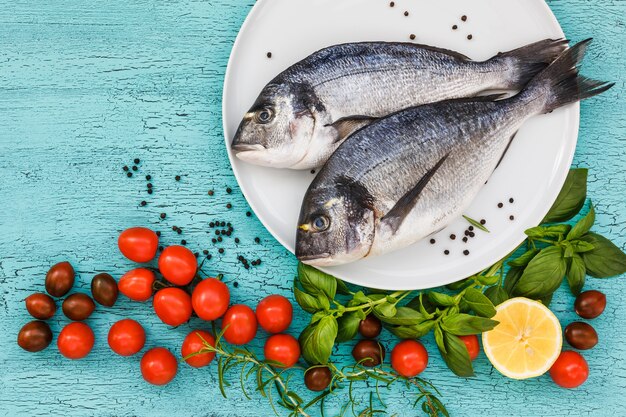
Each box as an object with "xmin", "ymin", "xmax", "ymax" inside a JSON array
[
  {"xmin": 522, "ymin": 39, "xmax": 614, "ymax": 114},
  {"xmin": 493, "ymin": 38, "xmax": 569, "ymax": 90}
]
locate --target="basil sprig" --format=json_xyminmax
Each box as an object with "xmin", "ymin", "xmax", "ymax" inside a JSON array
[{"xmin": 294, "ymin": 168, "xmax": 626, "ymax": 378}]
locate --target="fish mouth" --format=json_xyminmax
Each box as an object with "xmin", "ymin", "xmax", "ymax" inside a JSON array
[
  {"xmin": 297, "ymin": 253, "xmax": 331, "ymax": 263},
  {"xmin": 231, "ymin": 143, "xmax": 266, "ymax": 153}
]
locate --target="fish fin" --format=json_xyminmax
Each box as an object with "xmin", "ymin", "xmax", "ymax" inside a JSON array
[
  {"xmin": 328, "ymin": 116, "xmax": 378, "ymax": 143},
  {"xmin": 521, "ymin": 39, "xmax": 614, "ymax": 113},
  {"xmin": 452, "ymin": 93, "xmax": 507, "ymax": 103},
  {"xmin": 381, "ymin": 153, "xmax": 449, "ymax": 234},
  {"xmin": 405, "ymin": 42, "xmax": 472, "ymax": 61},
  {"xmin": 493, "ymin": 132, "xmax": 517, "ymax": 172},
  {"xmin": 491, "ymin": 38, "xmax": 569, "ymax": 90}
]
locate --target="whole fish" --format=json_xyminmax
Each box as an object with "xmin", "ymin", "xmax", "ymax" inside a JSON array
[
  {"xmin": 231, "ymin": 39, "xmax": 568, "ymax": 169},
  {"xmin": 295, "ymin": 40, "xmax": 612, "ymax": 266}
]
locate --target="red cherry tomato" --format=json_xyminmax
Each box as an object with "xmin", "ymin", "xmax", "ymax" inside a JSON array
[
  {"xmin": 549, "ymin": 351, "xmax": 589, "ymax": 388},
  {"xmin": 459, "ymin": 335, "xmax": 480, "ymax": 361},
  {"xmin": 192, "ymin": 278, "xmax": 230, "ymax": 321},
  {"xmin": 119, "ymin": 268, "xmax": 155, "ymax": 302},
  {"xmin": 264, "ymin": 334, "xmax": 300, "ymax": 368},
  {"xmin": 153, "ymin": 288, "xmax": 192, "ymax": 326},
  {"xmin": 256, "ymin": 294, "xmax": 293, "ymax": 334},
  {"xmin": 57, "ymin": 322, "xmax": 95, "ymax": 359},
  {"xmin": 140, "ymin": 347, "xmax": 178, "ymax": 385},
  {"xmin": 391, "ymin": 340, "xmax": 428, "ymax": 377},
  {"xmin": 118, "ymin": 227, "xmax": 159, "ymax": 263},
  {"xmin": 108, "ymin": 319, "xmax": 146, "ymax": 356},
  {"xmin": 221, "ymin": 305, "xmax": 257, "ymax": 345},
  {"xmin": 158, "ymin": 246, "xmax": 197, "ymax": 286},
  {"xmin": 182, "ymin": 330, "xmax": 216, "ymax": 368}
]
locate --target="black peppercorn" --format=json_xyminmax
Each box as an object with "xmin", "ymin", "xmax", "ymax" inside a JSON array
[
  {"xmin": 444, "ymin": 250, "xmax": 450, "ymax": 255},
  {"xmin": 266, "ymin": 52, "xmax": 272, "ymax": 58},
  {"xmin": 467, "ymin": 34, "xmax": 473, "ymax": 40},
  {"xmin": 509, "ymin": 215, "xmax": 515, "ymax": 221},
  {"xmin": 246, "ymin": 211, "xmax": 252, "ymax": 217},
  {"xmin": 160, "ymin": 213, "xmax": 166, "ymax": 219},
  {"xmin": 226, "ymin": 187, "xmax": 232, "ymax": 194},
  {"xmin": 461, "ymin": 15, "xmax": 467, "ymax": 21},
  {"xmin": 218, "ymin": 248, "xmax": 224, "ymax": 254},
  {"xmin": 175, "ymin": 175, "xmax": 181, "ymax": 181},
  {"xmin": 132, "ymin": 166, "xmax": 138, "ymax": 171},
  {"xmin": 127, "ymin": 172, "xmax": 132, "ymax": 178},
  {"xmin": 226, "ymin": 203, "xmax": 232, "ymax": 209},
  {"xmin": 480, "ymin": 219, "xmax": 486, "ymax": 225},
  {"xmin": 147, "ymin": 183, "xmax": 152, "ymax": 188},
  {"xmin": 147, "ymin": 189, "xmax": 153, "ymax": 194},
  {"xmin": 203, "ymin": 249, "xmax": 209, "ymax": 255},
  {"xmin": 233, "ymin": 282, "xmax": 239, "ymax": 288},
  {"xmin": 156, "ymin": 231, "xmax": 161, "ymax": 237},
  {"xmin": 452, "ymin": 24, "xmax": 458, "ymax": 30},
  {"xmin": 235, "ymin": 238, "xmax": 240, "ymax": 244},
  {"xmin": 220, "ymin": 221, "xmax": 226, "ymax": 227},
  {"xmin": 172, "ymin": 226, "xmax": 178, "ymax": 231},
  {"xmin": 146, "ymin": 175, "xmax": 151, "ymax": 180},
  {"xmin": 244, "ymin": 264, "xmax": 250, "ymax": 269},
  {"xmin": 208, "ymin": 190, "xmax": 214, "ymax": 196},
  {"xmin": 140, "ymin": 201, "xmax": 147, "ymax": 206},
  {"xmin": 206, "ymin": 254, "xmax": 212, "ymax": 260},
  {"xmin": 498, "ymin": 202, "xmax": 504, "ymax": 208},
  {"xmin": 212, "ymin": 238, "xmax": 217, "ymax": 244},
  {"xmin": 430, "ymin": 238, "xmax": 436, "ymax": 244},
  {"xmin": 469, "ymin": 226, "xmax": 474, "ymax": 231},
  {"xmin": 509, "ymin": 198, "xmax": 514, "ymax": 203},
  {"xmin": 134, "ymin": 158, "xmax": 140, "ymax": 164},
  {"xmin": 462, "ymin": 237, "xmax": 468, "ymax": 243},
  {"xmin": 256, "ymin": 259, "xmax": 261, "ymax": 265},
  {"xmin": 123, "ymin": 166, "xmax": 129, "ymax": 171},
  {"xmin": 463, "ymin": 250, "xmax": 470, "ymax": 256},
  {"xmin": 450, "ymin": 234, "xmax": 456, "ymax": 240},
  {"xmin": 404, "ymin": 11, "xmax": 409, "ymax": 16},
  {"xmin": 254, "ymin": 237, "xmax": 260, "ymax": 243},
  {"xmin": 217, "ymin": 237, "xmax": 222, "ymax": 242},
  {"xmin": 176, "ymin": 228, "xmax": 182, "ymax": 234},
  {"xmin": 181, "ymin": 239, "xmax": 187, "ymax": 245}
]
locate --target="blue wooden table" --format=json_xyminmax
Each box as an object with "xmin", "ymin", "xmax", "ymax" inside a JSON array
[{"xmin": 1, "ymin": 1, "xmax": 625, "ymax": 416}]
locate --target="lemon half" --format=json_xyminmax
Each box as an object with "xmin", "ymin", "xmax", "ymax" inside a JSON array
[{"xmin": 482, "ymin": 297, "xmax": 562, "ymax": 379}]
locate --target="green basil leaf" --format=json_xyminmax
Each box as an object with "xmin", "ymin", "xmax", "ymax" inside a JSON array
[
  {"xmin": 570, "ymin": 240, "xmax": 595, "ymax": 253},
  {"xmin": 434, "ymin": 324, "xmax": 445, "ymax": 354},
  {"xmin": 562, "ymin": 241, "xmax": 574, "ymax": 258},
  {"xmin": 378, "ymin": 306, "xmax": 425, "ymax": 325},
  {"xmin": 310, "ymin": 311, "xmax": 327, "ymax": 324},
  {"xmin": 386, "ymin": 320, "xmax": 435, "ymax": 339},
  {"xmin": 566, "ymin": 254, "xmax": 586, "ymax": 295},
  {"xmin": 458, "ymin": 298, "xmax": 471, "ymax": 313},
  {"xmin": 373, "ymin": 301, "xmax": 397, "ymax": 318},
  {"xmin": 476, "ymin": 274, "xmax": 499, "ymax": 286},
  {"xmin": 335, "ymin": 278, "xmax": 351, "ymax": 295},
  {"xmin": 484, "ymin": 286, "xmax": 509, "ymax": 306},
  {"xmin": 462, "ymin": 215, "xmax": 490, "ymax": 233},
  {"xmin": 567, "ymin": 203, "xmax": 595, "ymax": 240},
  {"xmin": 580, "ymin": 232, "xmax": 626, "ymax": 278},
  {"xmin": 441, "ymin": 313, "xmax": 499, "ymax": 335},
  {"xmin": 439, "ymin": 331, "xmax": 474, "ymax": 377},
  {"xmin": 428, "ymin": 292, "xmax": 457, "ymax": 307},
  {"xmin": 543, "ymin": 168, "xmax": 588, "ymax": 223},
  {"xmin": 503, "ymin": 266, "xmax": 524, "ymax": 294},
  {"xmin": 446, "ymin": 278, "xmax": 473, "ymax": 291},
  {"xmin": 336, "ymin": 312, "xmax": 360, "ymax": 343},
  {"xmin": 297, "ymin": 262, "xmax": 337, "ymax": 299},
  {"xmin": 316, "ymin": 293, "xmax": 330, "ymax": 311},
  {"xmin": 294, "ymin": 285, "xmax": 323, "ymax": 313},
  {"xmin": 508, "ymin": 249, "xmax": 540, "ymax": 267},
  {"xmin": 525, "ymin": 226, "xmax": 546, "ymax": 239},
  {"xmin": 299, "ymin": 316, "xmax": 338, "ymax": 365},
  {"xmin": 512, "ymin": 246, "xmax": 567, "ymax": 298},
  {"xmin": 462, "ymin": 288, "xmax": 497, "ymax": 318}
]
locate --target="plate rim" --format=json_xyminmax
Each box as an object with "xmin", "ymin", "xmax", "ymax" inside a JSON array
[{"xmin": 222, "ymin": 0, "xmax": 580, "ymax": 290}]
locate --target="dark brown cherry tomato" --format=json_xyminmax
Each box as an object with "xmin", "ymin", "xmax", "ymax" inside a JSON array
[
  {"xmin": 264, "ymin": 334, "xmax": 301, "ymax": 368},
  {"xmin": 458, "ymin": 335, "xmax": 480, "ymax": 360},
  {"xmin": 549, "ymin": 351, "xmax": 589, "ymax": 388},
  {"xmin": 91, "ymin": 273, "xmax": 118, "ymax": 307},
  {"xmin": 158, "ymin": 245, "xmax": 197, "ymax": 286},
  {"xmin": 256, "ymin": 294, "xmax": 293, "ymax": 334},
  {"xmin": 153, "ymin": 288, "xmax": 192, "ymax": 326},
  {"xmin": 221, "ymin": 305, "xmax": 258, "ymax": 345},
  {"xmin": 108, "ymin": 319, "xmax": 146, "ymax": 356},
  {"xmin": 565, "ymin": 322, "xmax": 598, "ymax": 350},
  {"xmin": 18, "ymin": 321, "xmax": 53, "ymax": 352},
  {"xmin": 62, "ymin": 293, "xmax": 96, "ymax": 321},
  {"xmin": 141, "ymin": 347, "xmax": 178, "ymax": 385},
  {"xmin": 182, "ymin": 330, "xmax": 216, "ymax": 368},
  {"xmin": 119, "ymin": 268, "xmax": 155, "ymax": 302},
  {"xmin": 192, "ymin": 278, "xmax": 230, "ymax": 321},
  {"xmin": 358, "ymin": 315, "xmax": 382, "ymax": 338},
  {"xmin": 352, "ymin": 340, "xmax": 385, "ymax": 367},
  {"xmin": 45, "ymin": 261, "xmax": 75, "ymax": 297},
  {"xmin": 575, "ymin": 290, "xmax": 606, "ymax": 319},
  {"xmin": 57, "ymin": 322, "xmax": 95, "ymax": 359},
  {"xmin": 391, "ymin": 340, "xmax": 428, "ymax": 377},
  {"xmin": 304, "ymin": 366, "xmax": 332, "ymax": 391},
  {"xmin": 118, "ymin": 227, "xmax": 159, "ymax": 263},
  {"xmin": 25, "ymin": 293, "xmax": 56, "ymax": 320}
]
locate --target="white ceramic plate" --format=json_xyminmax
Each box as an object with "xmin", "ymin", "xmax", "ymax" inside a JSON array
[{"xmin": 223, "ymin": 0, "xmax": 578, "ymax": 290}]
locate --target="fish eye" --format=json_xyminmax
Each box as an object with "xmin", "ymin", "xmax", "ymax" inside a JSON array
[
  {"xmin": 255, "ymin": 107, "xmax": 274, "ymax": 124},
  {"xmin": 312, "ymin": 215, "xmax": 330, "ymax": 232}
]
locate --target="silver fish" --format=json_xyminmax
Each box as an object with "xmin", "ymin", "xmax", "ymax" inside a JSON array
[
  {"xmin": 232, "ymin": 39, "xmax": 568, "ymax": 169},
  {"xmin": 296, "ymin": 40, "xmax": 612, "ymax": 266}
]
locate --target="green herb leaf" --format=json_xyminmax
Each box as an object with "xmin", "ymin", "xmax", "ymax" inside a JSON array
[
  {"xmin": 294, "ymin": 285, "xmax": 323, "ymax": 313},
  {"xmin": 438, "ymin": 331, "xmax": 474, "ymax": 377},
  {"xmin": 336, "ymin": 312, "xmax": 361, "ymax": 343},
  {"xmin": 569, "ymin": 240, "xmax": 595, "ymax": 253},
  {"xmin": 445, "ymin": 278, "xmax": 473, "ymax": 291},
  {"xmin": 512, "ymin": 246, "xmax": 567, "ymax": 298},
  {"xmin": 566, "ymin": 254, "xmax": 586, "ymax": 295},
  {"xmin": 428, "ymin": 292, "xmax": 457, "ymax": 307},
  {"xmin": 508, "ymin": 249, "xmax": 540, "ymax": 267},
  {"xmin": 543, "ymin": 168, "xmax": 588, "ymax": 223},
  {"xmin": 297, "ymin": 262, "xmax": 337, "ymax": 299},
  {"xmin": 351, "ymin": 291, "xmax": 371, "ymax": 305},
  {"xmin": 476, "ymin": 273, "xmax": 499, "ymax": 286},
  {"xmin": 567, "ymin": 203, "xmax": 595, "ymax": 240},
  {"xmin": 484, "ymin": 286, "xmax": 509, "ymax": 306},
  {"xmin": 434, "ymin": 324, "xmax": 445, "ymax": 354},
  {"xmin": 378, "ymin": 306, "xmax": 425, "ymax": 325},
  {"xmin": 540, "ymin": 292, "xmax": 553, "ymax": 307},
  {"xmin": 462, "ymin": 215, "xmax": 490, "ymax": 233},
  {"xmin": 373, "ymin": 301, "xmax": 397, "ymax": 318},
  {"xmin": 386, "ymin": 320, "xmax": 435, "ymax": 339},
  {"xmin": 335, "ymin": 278, "xmax": 351, "ymax": 295},
  {"xmin": 580, "ymin": 232, "xmax": 626, "ymax": 278},
  {"xmin": 503, "ymin": 266, "xmax": 524, "ymax": 294},
  {"xmin": 441, "ymin": 313, "xmax": 499, "ymax": 335},
  {"xmin": 299, "ymin": 316, "xmax": 338, "ymax": 365},
  {"xmin": 462, "ymin": 288, "xmax": 497, "ymax": 318}
]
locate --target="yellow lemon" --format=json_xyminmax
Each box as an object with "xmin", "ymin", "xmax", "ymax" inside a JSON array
[{"xmin": 482, "ymin": 297, "xmax": 562, "ymax": 379}]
